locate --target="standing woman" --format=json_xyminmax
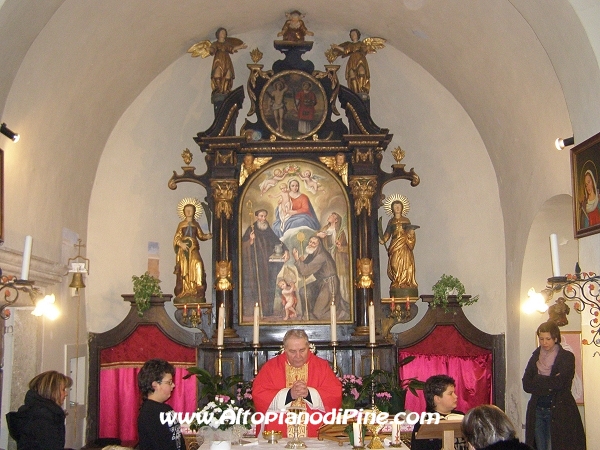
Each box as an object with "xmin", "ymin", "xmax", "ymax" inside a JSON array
[
  {"xmin": 6, "ymin": 370, "xmax": 72, "ymax": 449},
  {"xmin": 522, "ymin": 321, "xmax": 586, "ymax": 450}
]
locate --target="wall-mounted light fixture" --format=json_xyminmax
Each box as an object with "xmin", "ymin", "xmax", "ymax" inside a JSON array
[
  {"xmin": 555, "ymin": 136, "xmax": 574, "ymax": 150},
  {"xmin": 523, "ymin": 234, "xmax": 600, "ymax": 346},
  {"xmin": 0, "ymin": 123, "xmax": 20, "ymax": 142}
]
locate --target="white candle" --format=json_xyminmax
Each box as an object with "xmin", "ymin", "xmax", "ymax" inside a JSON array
[
  {"xmin": 21, "ymin": 235, "xmax": 33, "ymax": 280},
  {"xmin": 217, "ymin": 303, "xmax": 225, "ymax": 346},
  {"xmin": 368, "ymin": 302, "xmax": 376, "ymax": 344},
  {"xmin": 391, "ymin": 422, "xmax": 402, "ymax": 445},
  {"xmin": 253, "ymin": 302, "xmax": 260, "ymax": 345},
  {"xmin": 330, "ymin": 302, "xmax": 337, "ymax": 342},
  {"xmin": 550, "ymin": 233, "xmax": 560, "ymax": 277},
  {"xmin": 352, "ymin": 422, "xmax": 363, "ymax": 447}
]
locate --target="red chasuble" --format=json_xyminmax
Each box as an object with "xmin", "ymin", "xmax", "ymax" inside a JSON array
[{"xmin": 252, "ymin": 352, "xmax": 342, "ymax": 437}]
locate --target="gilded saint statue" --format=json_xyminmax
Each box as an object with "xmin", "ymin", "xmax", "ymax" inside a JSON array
[
  {"xmin": 378, "ymin": 195, "xmax": 419, "ymax": 299},
  {"xmin": 277, "ymin": 10, "xmax": 314, "ymax": 42},
  {"xmin": 187, "ymin": 27, "xmax": 247, "ymax": 95},
  {"xmin": 330, "ymin": 29, "xmax": 386, "ymax": 95},
  {"xmin": 174, "ymin": 198, "xmax": 212, "ymax": 302}
]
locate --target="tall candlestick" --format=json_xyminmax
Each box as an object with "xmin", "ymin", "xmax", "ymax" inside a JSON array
[
  {"xmin": 368, "ymin": 301, "xmax": 376, "ymax": 344},
  {"xmin": 330, "ymin": 302, "xmax": 337, "ymax": 342},
  {"xmin": 550, "ymin": 234, "xmax": 560, "ymax": 277},
  {"xmin": 21, "ymin": 236, "xmax": 33, "ymax": 280},
  {"xmin": 217, "ymin": 303, "xmax": 225, "ymax": 346},
  {"xmin": 253, "ymin": 302, "xmax": 260, "ymax": 345}
]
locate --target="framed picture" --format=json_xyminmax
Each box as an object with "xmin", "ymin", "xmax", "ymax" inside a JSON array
[
  {"xmin": 560, "ymin": 331, "xmax": 584, "ymax": 405},
  {"xmin": 571, "ymin": 131, "xmax": 600, "ymax": 238},
  {"xmin": 259, "ymin": 70, "xmax": 327, "ymax": 140},
  {"xmin": 238, "ymin": 159, "xmax": 353, "ymax": 325}
]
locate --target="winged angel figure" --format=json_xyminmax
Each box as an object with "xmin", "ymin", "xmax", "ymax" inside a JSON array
[
  {"xmin": 329, "ymin": 29, "xmax": 386, "ymax": 94},
  {"xmin": 187, "ymin": 27, "xmax": 247, "ymax": 95}
]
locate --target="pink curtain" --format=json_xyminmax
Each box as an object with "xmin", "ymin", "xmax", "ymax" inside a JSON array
[
  {"xmin": 398, "ymin": 325, "xmax": 493, "ymax": 413},
  {"xmin": 400, "ymin": 352, "xmax": 492, "ymax": 413},
  {"xmin": 99, "ymin": 366, "xmax": 197, "ymax": 443}
]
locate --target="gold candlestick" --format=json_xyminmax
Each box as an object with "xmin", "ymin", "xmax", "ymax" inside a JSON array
[
  {"xmin": 253, "ymin": 344, "xmax": 260, "ymax": 376},
  {"xmin": 331, "ymin": 341, "xmax": 339, "ymax": 375},
  {"xmin": 217, "ymin": 345, "xmax": 224, "ymax": 377}
]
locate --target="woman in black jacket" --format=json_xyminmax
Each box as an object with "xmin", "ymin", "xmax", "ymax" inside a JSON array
[
  {"xmin": 7, "ymin": 370, "xmax": 73, "ymax": 449},
  {"xmin": 522, "ymin": 321, "xmax": 585, "ymax": 450}
]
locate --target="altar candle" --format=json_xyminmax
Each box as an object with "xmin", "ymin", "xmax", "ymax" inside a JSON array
[
  {"xmin": 352, "ymin": 422, "xmax": 363, "ymax": 447},
  {"xmin": 183, "ymin": 304, "xmax": 187, "ymax": 316},
  {"xmin": 368, "ymin": 301, "xmax": 376, "ymax": 344},
  {"xmin": 20, "ymin": 236, "xmax": 33, "ymax": 280},
  {"xmin": 330, "ymin": 301, "xmax": 337, "ymax": 342},
  {"xmin": 550, "ymin": 233, "xmax": 560, "ymax": 277},
  {"xmin": 391, "ymin": 422, "xmax": 402, "ymax": 445},
  {"xmin": 217, "ymin": 303, "xmax": 225, "ymax": 346},
  {"xmin": 253, "ymin": 302, "xmax": 260, "ymax": 345}
]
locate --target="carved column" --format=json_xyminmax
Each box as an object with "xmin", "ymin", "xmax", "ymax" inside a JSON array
[
  {"xmin": 349, "ymin": 176, "xmax": 377, "ymax": 336},
  {"xmin": 211, "ymin": 179, "xmax": 238, "ymax": 338}
]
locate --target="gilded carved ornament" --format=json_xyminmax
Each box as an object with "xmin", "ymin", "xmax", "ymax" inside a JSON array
[
  {"xmin": 349, "ymin": 176, "xmax": 377, "ymax": 216},
  {"xmin": 211, "ymin": 180, "xmax": 236, "ymax": 219}
]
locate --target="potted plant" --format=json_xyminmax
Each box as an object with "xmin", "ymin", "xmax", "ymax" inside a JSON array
[
  {"xmin": 132, "ymin": 272, "xmax": 162, "ymax": 316},
  {"xmin": 431, "ymin": 274, "xmax": 479, "ymax": 312},
  {"xmin": 361, "ymin": 356, "xmax": 425, "ymax": 414}
]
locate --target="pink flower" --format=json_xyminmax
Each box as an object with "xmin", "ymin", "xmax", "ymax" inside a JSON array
[
  {"xmin": 216, "ymin": 394, "xmax": 230, "ymax": 403},
  {"xmin": 351, "ymin": 388, "xmax": 360, "ymax": 400}
]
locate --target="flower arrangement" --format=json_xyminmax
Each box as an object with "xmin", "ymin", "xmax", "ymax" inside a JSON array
[
  {"xmin": 431, "ymin": 274, "xmax": 479, "ymax": 312},
  {"xmin": 195, "ymin": 395, "xmax": 246, "ymax": 431},
  {"xmin": 339, "ymin": 374, "xmax": 364, "ymax": 409},
  {"xmin": 339, "ymin": 357, "xmax": 424, "ymax": 414},
  {"xmin": 234, "ymin": 380, "xmax": 254, "ymax": 412}
]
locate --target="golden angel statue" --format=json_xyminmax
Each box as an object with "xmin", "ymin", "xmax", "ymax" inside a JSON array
[
  {"xmin": 239, "ymin": 153, "xmax": 271, "ymax": 186},
  {"xmin": 188, "ymin": 27, "xmax": 248, "ymax": 95},
  {"xmin": 277, "ymin": 10, "xmax": 314, "ymax": 42},
  {"xmin": 378, "ymin": 195, "xmax": 419, "ymax": 298},
  {"xmin": 174, "ymin": 198, "xmax": 212, "ymax": 302},
  {"xmin": 330, "ymin": 29, "xmax": 386, "ymax": 94},
  {"xmin": 319, "ymin": 152, "xmax": 348, "ymax": 185}
]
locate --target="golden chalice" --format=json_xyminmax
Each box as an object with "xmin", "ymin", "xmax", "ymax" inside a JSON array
[{"xmin": 364, "ymin": 408, "xmax": 385, "ymax": 449}]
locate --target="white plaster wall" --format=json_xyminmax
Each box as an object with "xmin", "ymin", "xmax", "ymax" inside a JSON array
[{"xmin": 87, "ymin": 27, "xmax": 505, "ymax": 336}]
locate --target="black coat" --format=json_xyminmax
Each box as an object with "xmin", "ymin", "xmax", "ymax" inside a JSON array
[
  {"xmin": 522, "ymin": 345, "xmax": 586, "ymax": 450},
  {"xmin": 477, "ymin": 439, "xmax": 532, "ymax": 450},
  {"xmin": 6, "ymin": 390, "xmax": 66, "ymax": 450}
]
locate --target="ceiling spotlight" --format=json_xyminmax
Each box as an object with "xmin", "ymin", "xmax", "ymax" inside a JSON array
[
  {"xmin": 555, "ymin": 136, "xmax": 574, "ymax": 151},
  {"xmin": 0, "ymin": 123, "xmax": 19, "ymax": 142}
]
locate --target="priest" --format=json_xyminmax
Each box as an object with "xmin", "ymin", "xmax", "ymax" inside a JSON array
[{"xmin": 252, "ymin": 329, "xmax": 342, "ymax": 437}]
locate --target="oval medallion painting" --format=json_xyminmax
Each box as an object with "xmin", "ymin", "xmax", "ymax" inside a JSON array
[
  {"xmin": 259, "ymin": 70, "xmax": 327, "ymax": 140},
  {"xmin": 239, "ymin": 159, "xmax": 353, "ymax": 325}
]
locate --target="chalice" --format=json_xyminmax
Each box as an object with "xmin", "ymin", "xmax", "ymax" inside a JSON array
[
  {"xmin": 285, "ymin": 399, "xmax": 307, "ymax": 449},
  {"xmin": 364, "ymin": 408, "xmax": 385, "ymax": 449}
]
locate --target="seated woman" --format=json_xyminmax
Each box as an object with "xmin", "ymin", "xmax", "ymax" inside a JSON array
[
  {"xmin": 7, "ymin": 370, "xmax": 73, "ymax": 450},
  {"xmin": 461, "ymin": 404, "xmax": 532, "ymax": 449}
]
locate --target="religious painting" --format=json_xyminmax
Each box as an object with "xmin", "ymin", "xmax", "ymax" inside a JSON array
[
  {"xmin": 238, "ymin": 159, "xmax": 353, "ymax": 325},
  {"xmin": 545, "ymin": 331, "xmax": 584, "ymax": 405},
  {"xmin": 259, "ymin": 71, "xmax": 327, "ymax": 140},
  {"xmin": 571, "ymin": 131, "xmax": 600, "ymax": 238}
]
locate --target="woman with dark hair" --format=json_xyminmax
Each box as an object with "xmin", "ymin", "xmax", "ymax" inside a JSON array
[
  {"xmin": 461, "ymin": 405, "xmax": 532, "ymax": 449},
  {"xmin": 137, "ymin": 359, "xmax": 184, "ymax": 450},
  {"xmin": 522, "ymin": 321, "xmax": 586, "ymax": 450},
  {"xmin": 7, "ymin": 370, "xmax": 73, "ymax": 449}
]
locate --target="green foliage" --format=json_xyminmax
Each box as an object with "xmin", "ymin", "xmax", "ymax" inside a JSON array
[
  {"xmin": 183, "ymin": 367, "xmax": 244, "ymax": 401},
  {"xmin": 132, "ymin": 272, "xmax": 162, "ymax": 317},
  {"xmin": 431, "ymin": 274, "xmax": 479, "ymax": 312}
]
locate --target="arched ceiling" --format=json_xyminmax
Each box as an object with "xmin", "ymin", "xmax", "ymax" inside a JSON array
[{"xmin": 0, "ymin": 0, "xmax": 599, "ymax": 262}]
